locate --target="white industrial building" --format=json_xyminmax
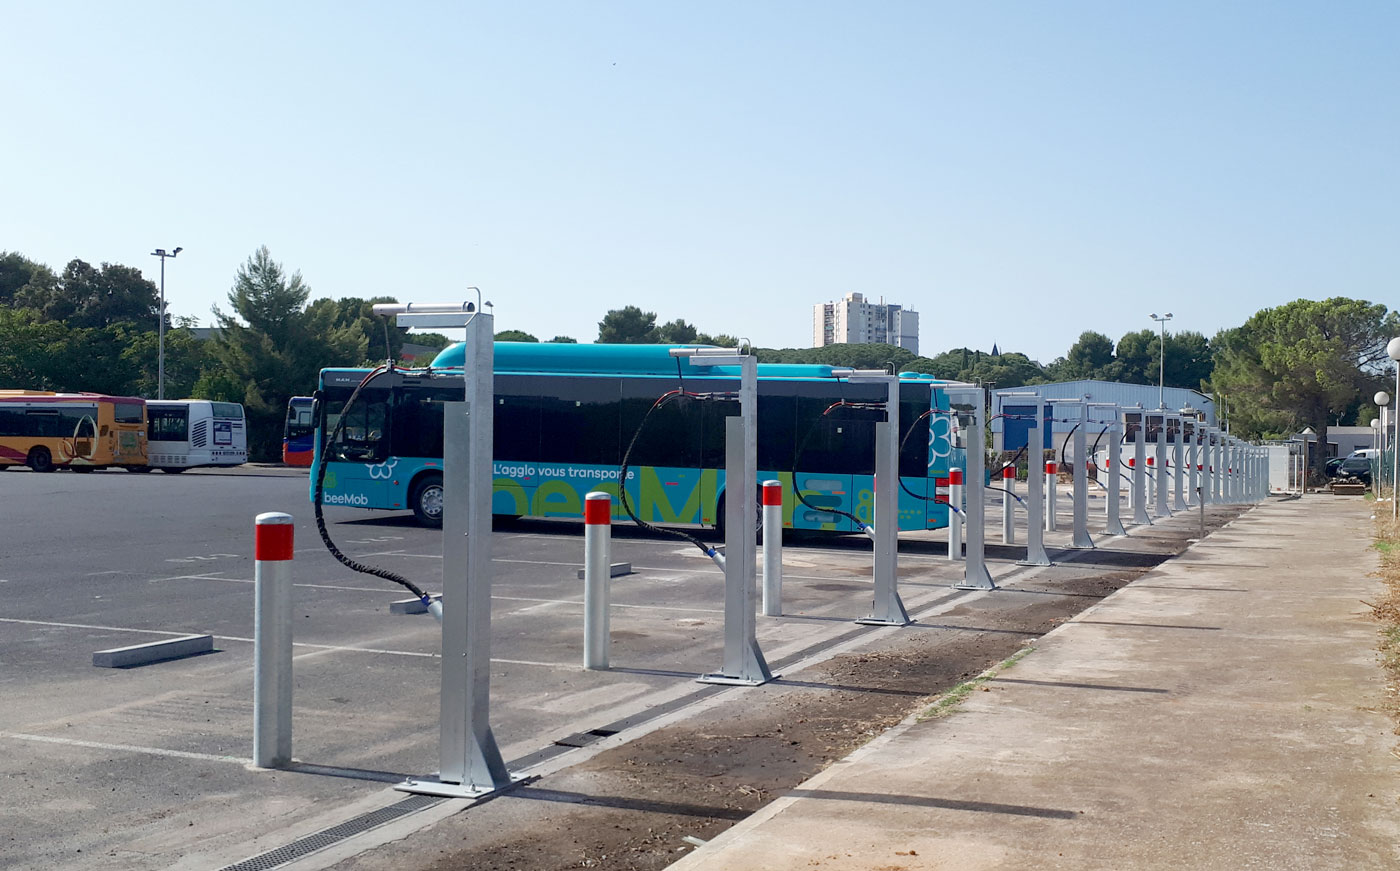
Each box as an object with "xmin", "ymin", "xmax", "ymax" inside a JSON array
[
  {"xmin": 990, "ymin": 380, "xmax": 1217, "ymax": 453},
  {"xmin": 812, "ymin": 292, "xmax": 919, "ymax": 354}
]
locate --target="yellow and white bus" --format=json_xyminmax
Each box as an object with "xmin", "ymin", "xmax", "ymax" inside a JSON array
[{"xmin": 0, "ymin": 391, "xmax": 148, "ymax": 472}]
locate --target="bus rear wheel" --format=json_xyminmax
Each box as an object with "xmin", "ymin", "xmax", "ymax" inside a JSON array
[
  {"xmin": 411, "ymin": 473, "xmax": 445, "ymax": 528},
  {"xmin": 715, "ymin": 493, "xmax": 765, "ymax": 542},
  {"xmin": 26, "ymin": 447, "xmax": 54, "ymax": 473}
]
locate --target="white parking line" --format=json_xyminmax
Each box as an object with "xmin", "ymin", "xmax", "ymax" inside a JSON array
[
  {"xmin": 148, "ymin": 575, "xmax": 410, "ymax": 594},
  {"xmin": 0, "ymin": 732, "xmax": 253, "ymax": 765},
  {"xmin": 0, "ymin": 617, "xmax": 210, "ymax": 638}
]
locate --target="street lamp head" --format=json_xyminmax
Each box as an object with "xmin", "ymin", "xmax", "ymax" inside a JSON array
[
  {"xmin": 1387, "ymin": 336, "xmax": 1400, "ymax": 362},
  {"xmin": 1376, "ymin": 391, "xmax": 1391, "ymax": 407},
  {"xmin": 151, "ymin": 248, "xmax": 164, "ymax": 257},
  {"xmin": 172, "ymin": 247, "xmax": 182, "ymax": 256}
]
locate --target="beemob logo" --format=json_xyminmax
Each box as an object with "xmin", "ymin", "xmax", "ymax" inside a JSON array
[{"xmin": 325, "ymin": 492, "xmax": 370, "ymax": 506}]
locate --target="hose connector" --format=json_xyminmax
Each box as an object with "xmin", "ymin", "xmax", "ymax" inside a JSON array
[
  {"xmin": 707, "ymin": 548, "xmax": 726, "ymax": 570},
  {"xmin": 425, "ymin": 596, "xmax": 443, "ymax": 623}
]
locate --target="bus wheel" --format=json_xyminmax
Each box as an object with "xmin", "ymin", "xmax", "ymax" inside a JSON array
[
  {"xmin": 715, "ymin": 494, "xmax": 765, "ymax": 542},
  {"xmin": 411, "ymin": 473, "xmax": 445, "ymax": 528},
  {"xmin": 26, "ymin": 447, "xmax": 54, "ymax": 473}
]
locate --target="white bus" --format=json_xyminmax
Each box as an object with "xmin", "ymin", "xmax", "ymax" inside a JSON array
[{"xmin": 145, "ymin": 400, "xmax": 248, "ymax": 472}]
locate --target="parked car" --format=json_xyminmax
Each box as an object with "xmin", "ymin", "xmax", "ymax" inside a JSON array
[
  {"xmin": 1336, "ymin": 455, "xmax": 1373, "ymax": 486},
  {"xmin": 1325, "ymin": 457, "xmax": 1345, "ymax": 478}
]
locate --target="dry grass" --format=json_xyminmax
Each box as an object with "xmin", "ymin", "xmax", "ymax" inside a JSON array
[{"xmin": 1371, "ymin": 515, "xmax": 1400, "ymax": 734}]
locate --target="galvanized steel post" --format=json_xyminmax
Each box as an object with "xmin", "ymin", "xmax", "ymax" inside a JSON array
[
  {"xmin": 1070, "ymin": 400, "xmax": 1094, "ymax": 548},
  {"xmin": 1128, "ymin": 407, "xmax": 1151, "ymax": 526},
  {"xmin": 761, "ymin": 480, "xmax": 783, "ymax": 617},
  {"xmin": 954, "ymin": 387, "xmax": 995, "ymax": 590},
  {"xmin": 860, "ymin": 419, "xmax": 910, "ymax": 625},
  {"xmin": 253, "ymin": 512, "xmax": 294, "ymax": 769},
  {"xmin": 1001, "ymin": 464, "xmax": 1016, "ymax": 545},
  {"xmin": 583, "ymin": 492, "xmax": 611, "ymax": 670},
  {"xmin": 685, "ymin": 348, "xmax": 772, "ymax": 686},
  {"xmin": 1152, "ymin": 412, "xmax": 1171, "ymax": 517},
  {"xmin": 1020, "ymin": 393, "xmax": 1052, "ymax": 566},
  {"xmin": 1093, "ymin": 404, "xmax": 1127, "ymax": 537},
  {"xmin": 1171, "ymin": 413, "xmax": 1188, "ymax": 511},
  {"xmin": 947, "ymin": 468, "xmax": 964, "ymax": 561}
]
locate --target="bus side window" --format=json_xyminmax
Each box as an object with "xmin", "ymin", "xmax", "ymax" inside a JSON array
[
  {"xmin": 898, "ymin": 386, "xmax": 930, "ymax": 477},
  {"xmin": 537, "ymin": 378, "xmax": 622, "ymax": 466},
  {"xmin": 621, "ymin": 380, "xmax": 703, "ymax": 470},
  {"xmin": 390, "ymin": 387, "xmax": 458, "ymax": 459}
]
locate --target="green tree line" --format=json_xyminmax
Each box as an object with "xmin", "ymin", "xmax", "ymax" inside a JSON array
[
  {"xmin": 0, "ymin": 247, "xmax": 452, "ymax": 461},
  {"xmin": 5, "ymin": 245, "xmax": 1394, "ymax": 473},
  {"xmin": 586, "ymin": 301, "xmax": 1398, "ymax": 474}
]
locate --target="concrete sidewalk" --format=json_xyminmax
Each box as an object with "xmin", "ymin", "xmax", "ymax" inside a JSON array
[{"xmin": 670, "ymin": 498, "xmax": 1400, "ymax": 870}]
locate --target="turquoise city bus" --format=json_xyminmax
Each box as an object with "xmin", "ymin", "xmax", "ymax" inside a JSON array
[{"xmin": 310, "ymin": 343, "xmax": 955, "ymax": 532}]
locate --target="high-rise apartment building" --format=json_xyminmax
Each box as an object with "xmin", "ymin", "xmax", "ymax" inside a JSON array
[{"xmin": 812, "ymin": 292, "xmax": 919, "ymax": 355}]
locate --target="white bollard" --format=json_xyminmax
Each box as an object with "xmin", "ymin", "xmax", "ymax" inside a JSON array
[
  {"xmin": 1044, "ymin": 461, "xmax": 1058, "ymax": 531},
  {"xmin": 254, "ymin": 512, "xmax": 294, "ymax": 769},
  {"xmin": 947, "ymin": 468, "xmax": 963, "ymax": 560},
  {"xmin": 1001, "ymin": 464, "xmax": 1016, "ymax": 544},
  {"xmin": 583, "ymin": 492, "xmax": 611, "ymax": 670},
  {"xmin": 761, "ymin": 480, "xmax": 783, "ymax": 617}
]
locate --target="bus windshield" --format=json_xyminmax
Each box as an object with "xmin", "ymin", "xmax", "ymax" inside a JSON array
[{"xmin": 283, "ymin": 396, "xmax": 316, "ymax": 466}]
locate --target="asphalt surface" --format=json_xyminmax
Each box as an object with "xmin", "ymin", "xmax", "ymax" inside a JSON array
[{"xmin": 1, "ymin": 464, "xmax": 1229, "ymax": 870}]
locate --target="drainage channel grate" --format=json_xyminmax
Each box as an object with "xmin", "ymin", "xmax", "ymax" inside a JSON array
[
  {"xmin": 217, "ymin": 794, "xmax": 444, "ymax": 871},
  {"xmin": 553, "ymin": 728, "xmax": 619, "ymax": 748}
]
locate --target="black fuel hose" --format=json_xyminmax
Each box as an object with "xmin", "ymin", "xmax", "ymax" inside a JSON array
[
  {"xmin": 617, "ymin": 389, "xmax": 731, "ymax": 560},
  {"xmin": 313, "ymin": 365, "xmax": 436, "ymax": 610}
]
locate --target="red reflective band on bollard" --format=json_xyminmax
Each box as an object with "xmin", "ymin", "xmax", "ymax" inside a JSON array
[
  {"xmin": 949, "ymin": 469, "xmax": 964, "ymax": 485},
  {"xmin": 255, "ymin": 523, "xmax": 294, "ymax": 562},
  {"xmin": 1002, "ymin": 466, "xmax": 1015, "ymax": 479},
  {"xmin": 1045, "ymin": 462, "xmax": 1057, "ymax": 474},
  {"xmin": 762, "ymin": 482, "xmax": 783, "ymax": 507},
  {"xmin": 584, "ymin": 494, "xmax": 611, "ymax": 526}
]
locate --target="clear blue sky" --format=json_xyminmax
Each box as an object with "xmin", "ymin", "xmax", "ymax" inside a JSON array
[{"xmin": 2, "ymin": 2, "xmax": 1395, "ymax": 363}]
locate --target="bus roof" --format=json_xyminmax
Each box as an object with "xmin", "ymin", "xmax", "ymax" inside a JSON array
[
  {"xmin": 425, "ymin": 342, "xmax": 948, "ymax": 383},
  {"xmin": 0, "ymin": 391, "xmax": 144, "ymax": 404}
]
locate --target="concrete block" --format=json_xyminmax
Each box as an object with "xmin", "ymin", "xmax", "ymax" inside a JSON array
[
  {"xmin": 576, "ymin": 562, "xmax": 632, "ymax": 580},
  {"xmin": 93, "ymin": 634, "xmax": 213, "ymax": 668},
  {"xmin": 390, "ymin": 594, "xmax": 442, "ymax": 615}
]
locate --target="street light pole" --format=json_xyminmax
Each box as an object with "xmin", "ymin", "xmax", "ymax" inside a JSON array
[
  {"xmin": 1150, "ymin": 312, "xmax": 1173, "ymax": 408},
  {"xmin": 1387, "ymin": 337, "xmax": 1400, "ymax": 520},
  {"xmin": 150, "ymin": 247, "xmax": 182, "ymax": 400}
]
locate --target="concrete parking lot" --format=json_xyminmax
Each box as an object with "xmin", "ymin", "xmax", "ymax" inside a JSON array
[{"xmin": 0, "ymin": 465, "xmax": 1238, "ymax": 870}]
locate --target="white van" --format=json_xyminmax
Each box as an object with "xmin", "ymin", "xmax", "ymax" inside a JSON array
[{"xmin": 1348, "ymin": 448, "xmax": 1380, "ymax": 461}]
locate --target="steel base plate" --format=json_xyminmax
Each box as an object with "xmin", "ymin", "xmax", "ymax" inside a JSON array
[
  {"xmin": 697, "ymin": 672, "xmax": 777, "ymax": 686},
  {"xmin": 854, "ymin": 616, "xmax": 913, "ymax": 627},
  {"xmin": 395, "ymin": 771, "xmax": 529, "ymax": 799}
]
